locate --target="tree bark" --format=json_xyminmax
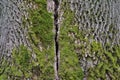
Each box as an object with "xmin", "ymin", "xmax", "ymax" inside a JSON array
[
  {"xmin": 0, "ymin": 0, "xmax": 30, "ymax": 58},
  {"xmin": 59, "ymin": 0, "xmax": 120, "ymax": 79},
  {"xmin": 0, "ymin": 0, "xmax": 120, "ymax": 80},
  {"xmin": 53, "ymin": 0, "xmax": 60, "ymax": 80}
]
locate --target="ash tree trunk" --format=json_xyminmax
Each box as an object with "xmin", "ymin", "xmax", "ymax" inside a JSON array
[
  {"xmin": 0, "ymin": 0, "xmax": 33, "ymax": 79},
  {"xmin": 0, "ymin": 0, "xmax": 54, "ymax": 80},
  {"xmin": 59, "ymin": 0, "xmax": 120, "ymax": 80},
  {"xmin": 0, "ymin": 0, "xmax": 120, "ymax": 80},
  {"xmin": 0, "ymin": 0, "xmax": 30, "ymax": 58}
]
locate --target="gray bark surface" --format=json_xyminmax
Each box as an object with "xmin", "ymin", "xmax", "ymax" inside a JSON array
[
  {"xmin": 0, "ymin": 0, "xmax": 30, "ymax": 58},
  {"xmin": 58, "ymin": 0, "xmax": 120, "ymax": 79},
  {"xmin": 0, "ymin": 0, "xmax": 120, "ymax": 80}
]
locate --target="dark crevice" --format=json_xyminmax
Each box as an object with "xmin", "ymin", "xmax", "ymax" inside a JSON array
[{"xmin": 53, "ymin": 0, "xmax": 59, "ymax": 80}]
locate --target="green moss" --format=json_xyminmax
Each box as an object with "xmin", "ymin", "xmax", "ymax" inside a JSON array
[
  {"xmin": 91, "ymin": 41, "xmax": 102, "ymax": 53},
  {"xmin": 0, "ymin": 0, "xmax": 54, "ymax": 79},
  {"xmin": 87, "ymin": 43, "xmax": 120, "ymax": 79},
  {"xmin": 59, "ymin": 1, "xmax": 120, "ymax": 80},
  {"xmin": 28, "ymin": 0, "xmax": 53, "ymax": 48},
  {"xmin": 59, "ymin": 2, "xmax": 84, "ymax": 80},
  {"xmin": 0, "ymin": 57, "xmax": 8, "ymax": 79},
  {"xmin": 0, "ymin": 74, "xmax": 7, "ymax": 80},
  {"xmin": 0, "ymin": 45, "xmax": 33, "ymax": 79},
  {"xmin": 12, "ymin": 45, "xmax": 32, "ymax": 72},
  {"xmin": 34, "ymin": 46, "xmax": 54, "ymax": 80},
  {"xmin": 27, "ymin": 0, "xmax": 55, "ymax": 79},
  {"xmin": 11, "ymin": 45, "xmax": 33, "ymax": 78}
]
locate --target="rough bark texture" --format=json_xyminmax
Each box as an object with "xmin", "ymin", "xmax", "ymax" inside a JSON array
[
  {"xmin": 59, "ymin": 0, "xmax": 120, "ymax": 79},
  {"xmin": 0, "ymin": 0, "xmax": 120, "ymax": 80},
  {"xmin": 0, "ymin": 0, "xmax": 54, "ymax": 79},
  {"xmin": 0, "ymin": 0, "xmax": 30, "ymax": 58}
]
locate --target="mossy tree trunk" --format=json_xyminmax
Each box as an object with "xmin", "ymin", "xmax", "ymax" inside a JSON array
[
  {"xmin": 0, "ymin": 0, "xmax": 54, "ymax": 80},
  {"xmin": 0, "ymin": 0, "xmax": 120, "ymax": 80},
  {"xmin": 59, "ymin": 0, "xmax": 120, "ymax": 79}
]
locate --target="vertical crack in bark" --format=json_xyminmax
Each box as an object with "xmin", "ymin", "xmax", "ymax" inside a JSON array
[{"xmin": 53, "ymin": 0, "xmax": 59, "ymax": 80}]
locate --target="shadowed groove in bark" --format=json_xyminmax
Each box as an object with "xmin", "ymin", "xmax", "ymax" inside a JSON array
[{"xmin": 53, "ymin": 0, "xmax": 59, "ymax": 80}]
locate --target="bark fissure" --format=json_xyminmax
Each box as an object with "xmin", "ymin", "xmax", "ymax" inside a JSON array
[{"xmin": 53, "ymin": 0, "xmax": 59, "ymax": 80}]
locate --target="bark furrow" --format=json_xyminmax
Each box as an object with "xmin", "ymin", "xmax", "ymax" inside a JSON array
[{"xmin": 53, "ymin": 0, "xmax": 60, "ymax": 80}]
